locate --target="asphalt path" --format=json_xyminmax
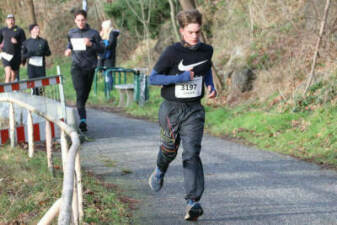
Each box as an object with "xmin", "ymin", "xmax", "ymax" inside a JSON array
[{"xmin": 80, "ymin": 108, "xmax": 337, "ymax": 225}]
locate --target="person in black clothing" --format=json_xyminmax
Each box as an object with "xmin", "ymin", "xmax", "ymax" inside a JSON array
[
  {"xmin": 98, "ymin": 20, "xmax": 120, "ymax": 68},
  {"xmin": 65, "ymin": 9, "xmax": 104, "ymax": 132},
  {"xmin": 21, "ymin": 24, "xmax": 51, "ymax": 95},
  {"xmin": 0, "ymin": 14, "xmax": 26, "ymax": 82},
  {"xmin": 97, "ymin": 20, "xmax": 120, "ymax": 90},
  {"xmin": 148, "ymin": 9, "xmax": 216, "ymax": 221}
]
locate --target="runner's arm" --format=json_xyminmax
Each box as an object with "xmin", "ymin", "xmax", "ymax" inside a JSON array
[
  {"xmin": 149, "ymin": 69, "xmax": 191, "ymax": 86},
  {"xmin": 205, "ymin": 69, "xmax": 215, "ymax": 92},
  {"xmin": 0, "ymin": 28, "xmax": 3, "ymax": 45},
  {"xmin": 91, "ymin": 31, "xmax": 105, "ymax": 54},
  {"xmin": 21, "ymin": 41, "xmax": 30, "ymax": 60},
  {"xmin": 19, "ymin": 29, "xmax": 26, "ymax": 44},
  {"xmin": 44, "ymin": 40, "xmax": 51, "ymax": 57},
  {"xmin": 66, "ymin": 33, "xmax": 73, "ymax": 50}
]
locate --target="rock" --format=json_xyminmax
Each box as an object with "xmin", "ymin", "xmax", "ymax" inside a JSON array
[
  {"xmin": 231, "ymin": 68, "xmax": 256, "ymax": 92},
  {"xmin": 222, "ymin": 45, "xmax": 256, "ymax": 93}
]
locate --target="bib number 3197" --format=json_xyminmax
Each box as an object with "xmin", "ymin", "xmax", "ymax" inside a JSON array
[{"xmin": 175, "ymin": 76, "xmax": 202, "ymax": 98}]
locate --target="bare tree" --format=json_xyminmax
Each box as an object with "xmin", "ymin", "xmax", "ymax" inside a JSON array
[
  {"xmin": 178, "ymin": 0, "xmax": 196, "ymax": 10},
  {"xmin": 124, "ymin": 0, "xmax": 153, "ymax": 68},
  {"xmin": 27, "ymin": 0, "xmax": 37, "ymax": 24},
  {"xmin": 168, "ymin": 0, "xmax": 180, "ymax": 41},
  {"xmin": 304, "ymin": 0, "xmax": 331, "ymax": 95}
]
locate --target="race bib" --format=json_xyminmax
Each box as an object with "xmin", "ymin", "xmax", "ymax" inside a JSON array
[
  {"xmin": 175, "ymin": 76, "xmax": 203, "ymax": 98},
  {"xmin": 71, "ymin": 38, "xmax": 86, "ymax": 51},
  {"xmin": 29, "ymin": 56, "xmax": 43, "ymax": 67},
  {"xmin": 0, "ymin": 52, "xmax": 13, "ymax": 62}
]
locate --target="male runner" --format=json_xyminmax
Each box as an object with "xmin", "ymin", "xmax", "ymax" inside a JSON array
[
  {"xmin": 65, "ymin": 9, "xmax": 104, "ymax": 132},
  {"xmin": 148, "ymin": 9, "xmax": 216, "ymax": 221},
  {"xmin": 0, "ymin": 14, "xmax": 26, "ymax": 82}
]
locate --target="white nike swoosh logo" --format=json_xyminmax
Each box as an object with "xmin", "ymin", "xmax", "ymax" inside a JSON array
[{"xmin": 178, "ymin": 59, "xmax": 208, "ymax": 71}]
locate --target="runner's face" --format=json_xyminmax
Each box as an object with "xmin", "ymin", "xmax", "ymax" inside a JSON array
[
  {"xmin": 180, "ymin": 23, "xmax": 201, "ymax": 46},
  {"xmin": 6, "ymin": 18, "xmax": 15, "ymax": 28},
  {"xmin": 31, "ymin": 26, "xmax": 40, "ymax": 38},
  {"xmin": 74, "ymin": 14, "xmax": 87, "ymax": 30}
]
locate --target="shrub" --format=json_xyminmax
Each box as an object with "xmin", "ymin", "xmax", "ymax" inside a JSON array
[{"xmin": 104, "ymin": 0, "xmax": 171, "ymax": 39}]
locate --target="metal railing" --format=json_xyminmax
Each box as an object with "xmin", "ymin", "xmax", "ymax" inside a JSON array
[
  {"xmin": 93, "ymin": 67, "xmax": 139, "ymax": 100},
  {"xmin": 93, "ymin": 67, "xmax": 150, "ymax": 106}
]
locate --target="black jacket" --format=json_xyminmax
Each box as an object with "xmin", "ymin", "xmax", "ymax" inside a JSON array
[
  {"xmin": 106, "ymin": 30, "xmax": 119, "ymax": 66},
  {"xmin": 0, "ymin": 26, "xmax": 26, "ymax": 56},
  {"xmin": 99, "ymin": 30, "xmax": 120, "ymax": 67},
  {"xmin": 67, "ymin": 24, "xmax": 104, "ymax": 70},
  {"xmin": 21, "ymin": 37, "xmax": 51, "ymax": 78}
]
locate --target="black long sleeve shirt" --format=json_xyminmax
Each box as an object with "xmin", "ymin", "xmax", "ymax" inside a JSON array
[
  {"xmin": 67, "ymin": 24, "xmax": 104, "ymax": 70},
  {"xmin": 21, "ymin": 37, "xmax": 51, "ymax": 78},
  {"xmin": 0, "ymin": 26, "xmax": 26, "ymax": 56}
]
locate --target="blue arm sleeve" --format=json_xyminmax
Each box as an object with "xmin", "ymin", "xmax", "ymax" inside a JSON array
[
  {"xmin": 205, "ymin": 69, "xmax": 215, "ymax": 92},
  {"xmin": 149, "ymin": 69, "xmax": 191, "ymax": 86}
]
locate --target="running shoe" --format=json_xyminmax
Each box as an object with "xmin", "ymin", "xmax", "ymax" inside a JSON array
[
  {"xmin": 79, "ymin": 121, "xmax": 88, "ymax": 132},
  {"xmin": 148, "ymin": 167, "xmax": 164, "ymax": 192},
  {"xmin": 184, "ymin": 200, "xmax": 203, "ymax": 221}
]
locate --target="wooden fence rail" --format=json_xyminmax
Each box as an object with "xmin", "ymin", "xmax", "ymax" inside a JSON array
[{"xmin": 0, "ymin": 94, "xmax": 82, "ymax": 225}]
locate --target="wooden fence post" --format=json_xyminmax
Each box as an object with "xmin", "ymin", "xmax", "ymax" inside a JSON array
[
  {"xmin": 27, "ymin": 111, "xmax": 34, "ymax": 157},
  {"xmin": 75, "ymin": 152, "xmax": 83, "ymax": 221},
  {"xmin": 9, "ymin": 103, "xmax": 15, "ymax": 148},
  {"xmin": 45, "ymin": 121, "xmax": 55, "ymax": 177},
  {"xmin": 60, "ymin": 130, "xmax": 68, "ymax": 171},
  {"xmin": 72, "ymin": 175, "xmax": 79, "ymax": 225}
]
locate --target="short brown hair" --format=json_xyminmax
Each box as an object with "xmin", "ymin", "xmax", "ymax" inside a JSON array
[
  {"xmin": 177, "ymin": 9, "xmax": 202, "ymax": 28},
  {"xmin": 74, "ymin": 9, "xmax": 87, "ymax": 19}
]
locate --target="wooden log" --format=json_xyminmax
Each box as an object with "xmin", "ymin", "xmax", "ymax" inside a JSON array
[
  {"xmin": 9, "ymin": 103, "xmax": 15, "ymax": 148},
  {"xmin": 45, "ymin": 121, "xmax": 55, "ymax": 177},
  {"xmin": 27, "ymin": 111, "xmax": 34, "ymax": 158},
  {"xmin": 72, "ymin": 176, "xmax": 79, "ymax": 225},
  {"xmin": 75, "ymin": 152, "xmax": 83, "ymax": 221},
  {"xmin": 60, "ymin": 130, "xmax": 68, "ymax": 171},
  {"xmin": 37, "ymin": 198, "xmax": 61, "ymax": 225}
]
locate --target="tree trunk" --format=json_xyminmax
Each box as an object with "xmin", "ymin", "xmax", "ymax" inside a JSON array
[
  {"xmin": 178, "ymin": 0, "xmax": 196, "ymax": 10},
  {"xmin": 27, "ymin": 0, "xmax": 37, "ymax": 24},
  {"xmin": 304, "ymin": 0, "xmax": 331, "ymax": 95},
  {"xmin": 82, "ymin": 0, "xmax": 87, "ymax": 11},
  {"xmin": 168, "ymin": 0, "xmax": 180, "ymax": 42}
]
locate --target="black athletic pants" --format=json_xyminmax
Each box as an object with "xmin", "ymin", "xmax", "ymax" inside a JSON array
[
  {"xmin": 157, "ymin": 100, "xmax": 205, "ymax": 201},
  {"xmin": 71, "ymin": 65, "xmax": 95, "ymax": 120}
]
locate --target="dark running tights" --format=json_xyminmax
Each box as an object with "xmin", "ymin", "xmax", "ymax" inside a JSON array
[{"xmin": 71, "ymin": 66, "xmax": 95, "ymax": 120}]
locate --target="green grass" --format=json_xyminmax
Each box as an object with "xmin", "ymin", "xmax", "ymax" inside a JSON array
[
  {"xmin": 0, "ymin": 145, "xmax": 133, "ymax": 224},
  {"xmin": 204, "ymin": 103, "xmax": 337, "ymax": 166}
]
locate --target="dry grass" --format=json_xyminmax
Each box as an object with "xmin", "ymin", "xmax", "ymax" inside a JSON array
[{"xmin": 208, "ymin": 0, "xmax": 337, "ymax": 104}]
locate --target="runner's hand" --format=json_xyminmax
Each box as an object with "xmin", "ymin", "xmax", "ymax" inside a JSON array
[
  {"xmin": 64, "ymin": 49, "xmax": 72, "ymax": 57},
  {"xmin": 207, "ymin": 85, "xmax": 216, "ymax": 99},
  {"xmin": 189, "ymin": 70, "xmax": 194, "ymax": 80},
  {"xmin": 11, "ymin": 37, "xmax": 17, "ymax": 44},
  {"xmin": 84, "ymin": 38, "xmax": 92, "ymax": 47}
]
